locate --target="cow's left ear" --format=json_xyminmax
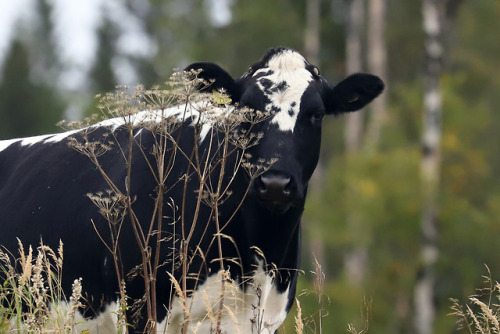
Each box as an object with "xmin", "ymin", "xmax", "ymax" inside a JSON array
[
  {"xmin": 325, "ymin": 73, "xmax": 384, "ymax": 114},
  {"xmin": 184, "ymin": 62, "xmax": 240, "ymax": 102}
]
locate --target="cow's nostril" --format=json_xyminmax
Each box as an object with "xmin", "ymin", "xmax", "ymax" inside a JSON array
[{"xmin": 258, "ymin": 175, "xmax": 292, "ymax": 202}]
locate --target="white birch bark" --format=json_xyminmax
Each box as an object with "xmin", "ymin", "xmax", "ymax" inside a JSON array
[{"xmin": 415, "ymin": 0, "xmax": 444, "ymax": 333}]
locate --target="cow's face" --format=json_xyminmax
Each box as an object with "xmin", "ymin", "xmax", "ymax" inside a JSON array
[{"xmin": 186, "ymin": 47, "xmax": 384, "ymax": 213}]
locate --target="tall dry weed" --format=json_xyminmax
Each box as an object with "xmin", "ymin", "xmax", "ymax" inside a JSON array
[{"xmin": 450, "ymin": 266, "xmax": 500, "ymax": 334}]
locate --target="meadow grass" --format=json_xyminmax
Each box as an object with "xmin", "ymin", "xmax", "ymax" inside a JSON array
[
  {"xmin": 450, "ymin": 266, "xmax": 500, "ymax": 334},
  {"xmin": 1, "ymin": 241, "xmax": 331, "ymax": 333},
  {"xmin": 0, "ymin": 240, "xmax": 83, "ymax": 333}
]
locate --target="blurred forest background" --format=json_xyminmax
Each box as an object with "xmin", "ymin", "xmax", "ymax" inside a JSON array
[{"xmin": 0, "ymin": 0, "xmax": 499, "ymax": 333}]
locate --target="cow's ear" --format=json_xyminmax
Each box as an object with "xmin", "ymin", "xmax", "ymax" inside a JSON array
[
  {"xmin": 325, "ymin": 73, "xmax": 384, "ymax": 114},
  {"xmin": 184, "ymin": 62, "xmax": 240, "ymax": 101}
]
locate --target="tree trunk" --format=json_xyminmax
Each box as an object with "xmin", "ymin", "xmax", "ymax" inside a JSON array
[
  {"xmin": 414, "ymin": 0, "xmax": 444, "ymax": 333},
  {"xmin": 343, "ymin": 0, "xmax": 367, "ymax": 287},
  {"xmin": 345, "ymin": 0, "xmax": 365, "ymax": 153},
  {"xmin": 364, "ymin": 0, "xmax": 387, "ymax": 154},
  {"xmin": 304, "ymin": 0, "xmax": 327, "ymax": 276},
  {"xmin": 304, "ymin": 0, "xmax": 320, "ymax": 65}
]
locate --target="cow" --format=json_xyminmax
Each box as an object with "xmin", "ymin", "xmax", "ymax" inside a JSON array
[{"xmin": 0, "ymin": 47, "xmax": 383, "ymax": 333}]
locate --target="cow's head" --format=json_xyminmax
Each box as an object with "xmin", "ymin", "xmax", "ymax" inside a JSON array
[{"xmin": 186, "ymin": 47, "xmax": 384, "ymax": 213}]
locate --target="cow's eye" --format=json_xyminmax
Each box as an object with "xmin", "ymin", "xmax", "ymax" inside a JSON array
[{"xmin": 311, "ymin": 111, "xmax": 325, "ymax": 124}]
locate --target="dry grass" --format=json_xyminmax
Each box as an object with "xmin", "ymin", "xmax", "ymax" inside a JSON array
[
  {"xmin": 450, "ymin": 266, "xmax": 500, "ymax": 334},
  {"xmin": 0, "ymin": 241, "xmax": 370, "ymax": 333},
  {"xmin": 294, "ymin": 299, "xmax": 304, "ymax": 334},
  {"xmin": 0, "ymin": 240, "xmax": 84, "ymax": 333},
  {"xmin": 346, "ymin": 298, "xmax": 371, "ymax": 334}
]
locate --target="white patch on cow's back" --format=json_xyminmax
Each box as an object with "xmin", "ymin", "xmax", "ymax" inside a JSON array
[
  {"xmin": 0, "ymin": 139, "xmax": 18, "ymax": 152},
  {"xmin": 0, "ymin": 101, "xmax": 232, "ymax": 153},
  {"xmin": 255, "ymin": 50, "xmax": 312, "ymax": 132},
  {"xmin": 159, "ymin": 264, "xmax": 290, "ymax": 334}
]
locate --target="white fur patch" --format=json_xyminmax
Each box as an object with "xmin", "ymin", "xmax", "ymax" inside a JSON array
[
  {"xmin": 0, "ymin": 102, "xmax": 231, "ymax": 153},
  {"xmin": 70, "ymin": 302, "xmax": 122, "ymax": 334},
  {"xmin": 266, "ymin": 49, "xmax": 308, "ymax": 73},
  {"xmin": 160, "ymin": 265, "xmax": 290, "ymax": 334},
  {"xmin": 255, "ymin": 50, "xmax": 313, "ymax": 132}
]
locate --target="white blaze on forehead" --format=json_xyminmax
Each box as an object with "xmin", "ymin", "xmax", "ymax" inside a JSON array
[
  {"xmin": 266, "ymin": 49, "xmax": 308, "ymax": 72},
  {"xmin": 255, "ymin": 50, "xmax": 313, "ymax": 132}
]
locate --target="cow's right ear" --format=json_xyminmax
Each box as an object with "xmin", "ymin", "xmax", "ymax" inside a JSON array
[{"xmin": 184, "ymin": 62, "xmax": 240, "ymax": 102}]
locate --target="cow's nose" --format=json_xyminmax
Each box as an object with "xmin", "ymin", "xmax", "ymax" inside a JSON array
[{"xmin": 257, "ymin": 174, "xmax": 292, "ymax": 203}]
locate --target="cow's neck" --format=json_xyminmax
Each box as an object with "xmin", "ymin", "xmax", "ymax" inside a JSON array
[{"xmin": 236, "ymin": 200, "xmax": 303, "ymax": 290}]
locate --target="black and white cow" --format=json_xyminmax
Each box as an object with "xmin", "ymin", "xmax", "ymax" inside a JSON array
[{"xmin": 0, "ymin": 47, "xmax": 383, "ymax": 333}]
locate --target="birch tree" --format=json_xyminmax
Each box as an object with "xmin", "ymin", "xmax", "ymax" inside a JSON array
[
  {"xmin": 345, "ymin": 0, "xmax": 365, "ymax": 153},
  {"xmin": 414, "ymin": 0, "xmax": 444, "ymax": 333},
  {"xmin": 344, "ymin": 0, "xmax": 367, "ymax": 286}
]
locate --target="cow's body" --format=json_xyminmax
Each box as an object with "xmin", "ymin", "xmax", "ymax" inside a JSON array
[{"xmin": 0, "ymin": 48, "xmax": 383, "ymax": 333}]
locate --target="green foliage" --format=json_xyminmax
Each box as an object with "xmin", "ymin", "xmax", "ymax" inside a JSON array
[
  {"xmin": 302, "ymin": 148, "xmax": 421, "ymax": 332},
  {"xmin": 201, "ymin": 0, "xmax": 305, "ymax": 72},
  {"xmin": 84, "ymin": 18, "xmax": 120, "ymax": 117},
  {"xmin": 0, "ymin": 40, "xmax": 64, "ymax": 139},
  {"xmin": 90, "ymin": 19, "xmax": 119, "ymax": 95},
  {"xmin": 298, "ymin": 1, "xmax": 500, "ymax": 332}
]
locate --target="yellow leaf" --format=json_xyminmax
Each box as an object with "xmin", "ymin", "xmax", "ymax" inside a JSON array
[{"xmin": 212, "ymin": 89, "xmax": 232, "ymax": 104}]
